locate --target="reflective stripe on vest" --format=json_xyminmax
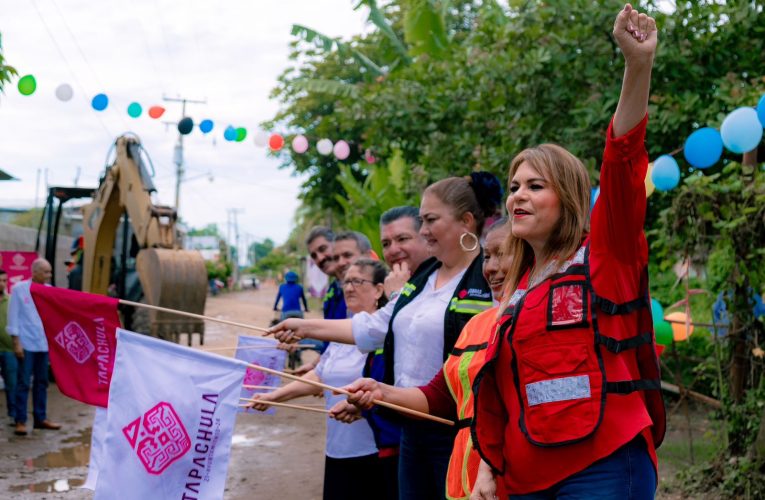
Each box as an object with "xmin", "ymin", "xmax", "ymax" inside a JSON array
[
  {"xmin": 449, "ymin": 297, "xmax": 493, "ymax": 315},
  {"xmin": 443, "ymin": 311, "xmax": 498, "ymax": 500}
]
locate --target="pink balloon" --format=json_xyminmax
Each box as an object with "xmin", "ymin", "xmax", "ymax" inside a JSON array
[
  {"xmin": 292, "ymin": 135, "xmax": 309, "ymax": 154},
  {"xmin": 364, "ymin": 148, "xmax": 376, "ymax": 164},
  {"xmin": 333, "ymin": 140, "xmax": 350, "ymax": 160}
]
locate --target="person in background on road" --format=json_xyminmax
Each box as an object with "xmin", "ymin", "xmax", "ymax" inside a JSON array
[
  {"xmin": 250, "ymin": 258, "xmax": 390, "ymax": 500},
  {"xmin": 7, "ymin": 258, "xmax": 62, "ymax": 436},
  {"xmin": 273, "ymin": 271, "xmax": 309, "ymax": 320},
  {"xmin": 336, "ymin": 218, "xmax": 511, "ymax": 500},
  {"xmin": 0, "ymin": 269, "xmax": 17, "ymax": 425},
  {"xmin": 469, "ymin": 6, "xmax": 666, "ymax": 498},
  {"xmin": 271, "ymin": 173, "xmax": 502, "ymax": 500}
]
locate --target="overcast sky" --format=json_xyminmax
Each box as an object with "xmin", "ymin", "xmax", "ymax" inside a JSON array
[{"xmin": 0, "ymin": 0, "xmax": 369, "ymax": 252}]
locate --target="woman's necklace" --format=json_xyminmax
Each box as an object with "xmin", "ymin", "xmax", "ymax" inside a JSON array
[{"xmin": 528, "ymin": 259, "xmax": 557, "ymax": 288}]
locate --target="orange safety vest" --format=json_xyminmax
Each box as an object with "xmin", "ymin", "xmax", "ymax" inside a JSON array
[{"xmin": 443, "ymin": 308, "xmax": 501, "ymax": 500}]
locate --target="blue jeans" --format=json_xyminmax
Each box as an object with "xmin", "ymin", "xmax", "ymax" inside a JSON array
[
  {"xmin": 509, "ymin": 437, "xmax": 656, "ymax": 500},
  {"xmin": 0, "ymin": 352, "xmax": 18, "ymax": 418},
  {"xmin": 398, "ymin": 419, "xmax": 456, "ymax": 500},
  {"xmin": 15, "ymin": 350, "xmax": 49, "ymax": 424}
]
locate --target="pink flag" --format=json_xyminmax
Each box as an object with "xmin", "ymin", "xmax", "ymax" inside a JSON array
[{"xmin": 30, "ymin": 284, "xmax": 120, "ymax": 407}]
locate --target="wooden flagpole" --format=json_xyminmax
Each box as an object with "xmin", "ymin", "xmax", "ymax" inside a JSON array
[
  {"xmin": 239, "ymin": 398, "xmax": 329, "ymax": 414},
  {"xmin": 119, "ymin": 299, "xmax": 270, "ymax": 334},
  {"xmin": 243, "ymin": 362, "xmax": 454, "ymax": 426}
]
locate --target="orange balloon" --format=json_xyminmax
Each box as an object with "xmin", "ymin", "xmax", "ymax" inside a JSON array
[
  {"xmin": 665, "ymin": 311, "xmax": 694, "ymax": 341},
  {"xmin": 148, "ymin": 106, "xmax": 165, "ymax": 119},
  {"xmin": 269, "ymin": 133, "xmax": 284, "ymax": 151}
]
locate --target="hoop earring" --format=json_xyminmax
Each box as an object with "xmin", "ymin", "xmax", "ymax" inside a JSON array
[{"xmin": 459, "ymin": 232, "xmax": 479, "ymax": 252}]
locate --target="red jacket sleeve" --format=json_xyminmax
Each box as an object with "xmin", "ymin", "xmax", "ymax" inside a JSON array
[
  {"xmin": 590, "ymin": 114, "xmax": 649, "ymax": 265},
  {"xmin": 419, "ymin": 370, "xmax": 457, "ymax": 419}
]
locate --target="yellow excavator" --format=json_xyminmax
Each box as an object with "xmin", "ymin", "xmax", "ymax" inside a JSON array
[{"xmin": 39, "ymin": 134, "xmax": 208, "ymax": 344}]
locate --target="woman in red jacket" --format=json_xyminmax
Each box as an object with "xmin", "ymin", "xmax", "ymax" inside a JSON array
[{"xmin": 470, "ymin": 5, "xmax": 665, "ymax": 499}]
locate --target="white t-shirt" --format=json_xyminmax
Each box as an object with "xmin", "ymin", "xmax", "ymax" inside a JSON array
[
  {"xmin": 352, "ymin": 269, "xmax": 466, "ymax": 387},
  {"xmin": 314, "ymin": 342, "xmax": 378, "ymax": 459}
]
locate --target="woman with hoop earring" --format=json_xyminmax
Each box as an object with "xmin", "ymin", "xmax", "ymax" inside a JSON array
[{"xmin": 270, "ymin": 172, "xmax": 503, "ymax": 499}]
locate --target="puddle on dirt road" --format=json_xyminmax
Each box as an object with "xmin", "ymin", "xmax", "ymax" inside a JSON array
[
  {"xmin": 25, "ymin": 428, "xmax": 92, "ymax": 469},
  {"xmin": 232, "ymin": 425, "xmax": 286, "ymax": 448},
  {"xmin": 10, "ymin": 478, "xmax": 85, "ymax": 493}
]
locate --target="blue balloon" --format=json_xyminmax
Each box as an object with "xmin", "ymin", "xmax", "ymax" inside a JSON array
[
  {"xmin": 199, "ymin": 119, "xmax": 214, "ymax": 134},
  {"xmin": 91, "ymin": 93, "xmax": 109, "ymax": 111},
  {"xmin": 651, "ymin": 154, "xmax": 680, "ymax": 191},
  {"xmin": 720, "ymin": 107, "xmax": 763, "ymax": 154},
  {"xmin": 590, "ymin": 186, "xmax": 600, "ymax": 210},
  {"xmin": 650, "ymin": 298, "xmax": 664, "ymax": 325},
  {"xmin": 757, "ymin": 94, "xmax": 765, "ymax": 127},
  {"xmin": 223, "ymin": 126, "xmax": 237, "ymax": 141},
  {"xmin": 683, "ymin": 127, "xmax": 723, "ymax": 169}
]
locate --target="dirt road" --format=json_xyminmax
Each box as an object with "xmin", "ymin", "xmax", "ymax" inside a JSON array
[{"xmin": 0, "ymin": 284, "xmax": 326, "ymax": 499}]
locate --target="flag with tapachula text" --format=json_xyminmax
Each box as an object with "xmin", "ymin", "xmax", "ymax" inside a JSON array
[
  {"xmin": 30, "ymin": 284, "xmax": 120, "ymax": 407},
  {"xmin": 94, "ymin": 329, "xmax": 246, "ymax": 500}
]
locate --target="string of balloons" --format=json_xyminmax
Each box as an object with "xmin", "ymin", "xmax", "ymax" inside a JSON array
[
  {"xmin": 14, "ymin": 74, "xmax": 765, "ymax": 169},
  {"xmin": 14, "ymin": 74, "xmax": 375, "ymax": 162}
]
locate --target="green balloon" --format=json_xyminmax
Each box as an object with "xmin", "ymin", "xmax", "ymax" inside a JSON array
[
  {"xmin": 235, "ymin": 127, "xmax": 247, "ymax": 142},
  {"xmin": 127, "ymin": 102, "xmax": 142, "ymax": 118},
  {"xmin": 18, "ymin": 74, "xmax": 37, "ymax": 96},
  {"xmin": 655, "ymin": 321, "xmax": 673, "ymax": 346}
]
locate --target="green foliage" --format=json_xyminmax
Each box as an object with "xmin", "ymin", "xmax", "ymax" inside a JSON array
[
  {"xmin": 187, "ymin": 223, "xmax": 223, "ymax": 238},
  {"xmin": 205, "ymin": 259, "xmax": 231, "ymax": 282},
  {"xmin": 248, "ymin": 238, "xmax": 275, "ymax": 263},
  {"xmin": 268, "ymin": 0, "xmax": 765, "ymax": 228},
  {"xmin": 334, "ymin": 150, "xmax": 418, "ymax": 256},
  {"xmin": 10, "ymin": 208, "xmax": 44, "ymax": 229},
  {"xmin": 250, "ymin": 249, "xmax": 301, "ymax": 277},
  {"xmin": 0, "ymin": 34, "xmax": 18, "ymax": 95}
]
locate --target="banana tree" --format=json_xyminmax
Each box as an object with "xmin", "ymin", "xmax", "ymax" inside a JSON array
[{"xmin": 334, "ymin": 150, "xmax": 416, "ymax": 257}]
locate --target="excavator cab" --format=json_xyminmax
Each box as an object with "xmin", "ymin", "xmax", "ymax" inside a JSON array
[{"xmin": 75, "ymin": 135, "xmax": 207, "ymax": 344}]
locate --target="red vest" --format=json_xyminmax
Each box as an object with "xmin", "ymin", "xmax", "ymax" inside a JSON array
[{"xmin": 471, "ymin": 240, "xmax": 666, "ymax": 494}]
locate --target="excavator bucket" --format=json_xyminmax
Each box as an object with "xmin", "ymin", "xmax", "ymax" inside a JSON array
[{"xmin": 136, "ymin": 248, "xmax": 208, "ymax": 344}]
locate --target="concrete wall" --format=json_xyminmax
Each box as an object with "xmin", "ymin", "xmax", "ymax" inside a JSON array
[{"xmin": 0, "ymin": 223, "xmax": 74, "ymax": 287}]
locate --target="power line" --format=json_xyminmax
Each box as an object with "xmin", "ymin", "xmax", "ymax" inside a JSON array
[
  {"xmin": 47, "ymin": 0, "xmax": 132, "ymax": 133},
  {"xmin": 30, "ymin": 0, "xmax": 114, "ymax": 141}
]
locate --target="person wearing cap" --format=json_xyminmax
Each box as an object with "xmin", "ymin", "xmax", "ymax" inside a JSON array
[{"xmin": 274, "ymin": 270, "xmax": 309, "ymax": 320}]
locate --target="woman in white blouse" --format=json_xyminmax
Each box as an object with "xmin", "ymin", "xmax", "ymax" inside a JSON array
[
  {"xmin": 249, "ymin": 258, "xmax": 388, "ymax": 500},
  {"xmin": 270, "ymin": 174, "xmax": 502, "ymax": 500}
]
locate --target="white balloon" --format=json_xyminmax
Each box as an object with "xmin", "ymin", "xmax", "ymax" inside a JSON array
[
  {"xmin": 317, "ymin": 138, "xmax": 333, "ymax": 156},
  {"xmin": 55, "ymin": 83, "xmax": 73, "ymax": 102},
  {"xmin": 253, "ymin": 130, "xmax": 269, "ymax": 147}
]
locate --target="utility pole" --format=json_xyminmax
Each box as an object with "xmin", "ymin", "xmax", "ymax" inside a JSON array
[
  {"xmin": 162, "ymin": 96, "xmax": 206, "ymax": 215},
  {"xmin": 226, "ymin": 208, "xmax": 244, "ymax": 287}
]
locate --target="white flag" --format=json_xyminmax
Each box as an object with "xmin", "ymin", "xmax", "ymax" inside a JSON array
[
  {"xmin": 81, "ymin": 407, "xmax": 107, "ymax": 490},
  {"xmin": 95, "ymin": 329, "xmax": 247, "ymax": 500},
  {"xmin": 236, "ymin": 335, "xmax": 286, "ymax": 415}
]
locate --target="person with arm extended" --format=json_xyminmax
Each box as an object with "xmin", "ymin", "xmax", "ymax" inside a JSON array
[
  {"xmin": 469, "ymin": 6, "xmax": 666, "ymax": 498},
  {"xmin": 270, "ymin": 173, "xmax": 503, "ymax": 500}
]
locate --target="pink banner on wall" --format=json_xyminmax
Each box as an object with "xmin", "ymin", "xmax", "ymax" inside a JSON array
[{"xmin": 0, "ymin": 251, "xmax": 38, "ymax": 293}]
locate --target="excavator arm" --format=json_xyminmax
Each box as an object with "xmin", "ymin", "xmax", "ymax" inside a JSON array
[{"xmin": 81, "ymin": 135, "xmax": 207, "ymax": 342}]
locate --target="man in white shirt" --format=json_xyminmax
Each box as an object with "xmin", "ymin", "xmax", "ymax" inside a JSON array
[{"xmin": 8, "ymin": 258, "xmax": 61, "ymax": 436}]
